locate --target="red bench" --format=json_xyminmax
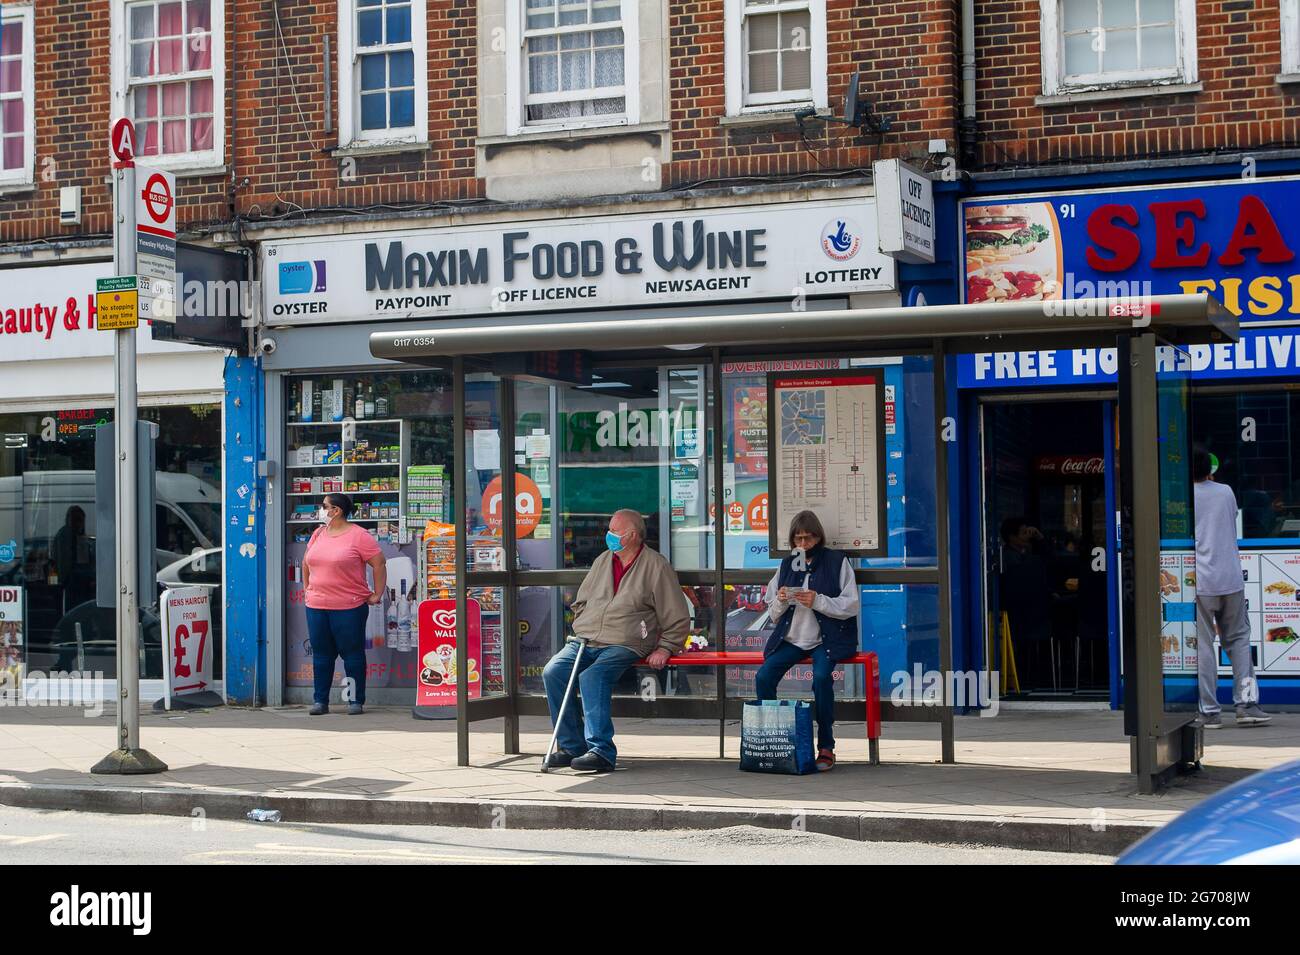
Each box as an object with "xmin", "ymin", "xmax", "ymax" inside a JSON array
[{"xmin": 644, "ymin": 650, "xmax": 882, "ymax": 765}]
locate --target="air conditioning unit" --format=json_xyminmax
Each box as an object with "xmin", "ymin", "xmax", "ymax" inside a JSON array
[{"xmin": 59, "ymin": 186, "xmax": 82, "ymax": 225}]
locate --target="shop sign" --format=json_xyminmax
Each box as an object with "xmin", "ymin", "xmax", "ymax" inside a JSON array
[
  {"xmin": 961, "ymin": 177, "xmax": 1300, "ymax": 318},
  {"xmin": 874, "ymin": 159, "xmax": 935, "ymax": 264},
  {"xmin": 0, "ymin": 261, "xmax": 202, "ymax": 362},
  {"xmin": 261, "ymin": 199, "xmax": 896, "ymax": 325},
  {"xmin": 958, "ymin": 176, "xmax": 1300, "ymax": 388}
]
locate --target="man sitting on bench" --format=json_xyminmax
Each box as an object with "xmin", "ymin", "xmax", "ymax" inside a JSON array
[{"xmin": 541, "ymin": 509, "xmax": 690, "ymax": 773}]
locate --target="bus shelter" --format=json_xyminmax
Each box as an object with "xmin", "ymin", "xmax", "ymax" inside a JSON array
[{"xmin": 369, "ymin": 293, "xmax": 1236, "ymax": 794}]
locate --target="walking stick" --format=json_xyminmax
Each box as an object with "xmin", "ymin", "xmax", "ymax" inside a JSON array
[{"xmin": 540, "ymin": 638, "xmax": 587, "ymax": 773}]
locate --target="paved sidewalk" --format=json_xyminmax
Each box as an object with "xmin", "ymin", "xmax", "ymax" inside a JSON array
[{"xmin": 1, "ymin": 704, "xmax": 1296, "ymax": 853}]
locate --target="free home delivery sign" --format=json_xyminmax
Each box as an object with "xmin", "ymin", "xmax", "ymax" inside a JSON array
[{"xmin": 261, "ymin": 200, "xmax": 896, "ymax": 324}]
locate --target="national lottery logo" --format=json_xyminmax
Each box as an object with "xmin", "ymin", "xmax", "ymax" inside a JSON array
[
  {"xmin": 278, "ymin": 260, "xmax": 327, "ymax": 295},
  {"xmin": 821, "ymin": 219, "xmax": 861, "ymax": 261}
]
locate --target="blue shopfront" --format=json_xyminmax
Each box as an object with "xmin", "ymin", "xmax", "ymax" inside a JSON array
[{"xmin": 954, "ymin": 172, "xmax": 1300, "ymax": 709}]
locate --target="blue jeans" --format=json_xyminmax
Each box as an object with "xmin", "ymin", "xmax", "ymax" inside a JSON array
[
  {"xmin": 305, "ymin": 604, "xmax": 369, "ymax": 706},
  {"xmin": 542, "ymin": 641, "xmax": 641, "ymax": 765},
  {"xmin": 755, "ymin": 641, "xmax": 836, "ymax": 751}
]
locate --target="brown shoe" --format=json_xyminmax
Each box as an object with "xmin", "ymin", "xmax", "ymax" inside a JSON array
[{"xmin": 815, "ymin": 748, "xmax": 835, "ymax": 772}]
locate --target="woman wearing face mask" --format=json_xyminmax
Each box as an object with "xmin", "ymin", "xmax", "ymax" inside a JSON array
[
  {"xmin": 756, "ymin": 510, "xmax": 860, "ymax": 772},
  {"xmin": 301, "ymin": 493, "xmax": 386, "ymax": 715}
]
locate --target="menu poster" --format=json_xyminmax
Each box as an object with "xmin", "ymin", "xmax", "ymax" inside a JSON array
[
  {"xmin": 1159, "ymin": 549, "xmax": 1300, "ymax": 674},
  {"xmin": 1158, "ymin": 553, "xmax": 1195, "ymax": 671},
  {"xmin": 1259, "ymin": 552, "xmax": 1300, "ymax": 671},
  {"xmin": 766, "ymin": 370, "xmax": 887, "ymax": 556}
]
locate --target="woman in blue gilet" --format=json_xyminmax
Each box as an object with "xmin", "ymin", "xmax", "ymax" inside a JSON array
[{"xmin": 757, "ymin": 510, "xmax": 860, "ymax": 772}]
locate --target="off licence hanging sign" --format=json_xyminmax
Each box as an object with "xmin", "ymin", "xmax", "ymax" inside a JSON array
[{"xmin": 95, "ymin": 276, "xmax": 138, "ymax": 330}]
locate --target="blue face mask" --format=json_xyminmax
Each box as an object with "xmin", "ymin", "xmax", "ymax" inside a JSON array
[{"xmin": 606, "ymin": 530, "xmax": 625, "ymax": 552}]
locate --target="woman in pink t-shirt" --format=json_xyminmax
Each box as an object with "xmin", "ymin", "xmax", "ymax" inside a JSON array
[{"xmin": 302, "ymin": 494, "xmax": 386, "ymax": 715}]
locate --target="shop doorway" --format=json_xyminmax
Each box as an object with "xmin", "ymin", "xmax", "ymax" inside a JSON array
[{"xmin": 980, "ymin": 397, "xmax": 1115, "ymax": 701}]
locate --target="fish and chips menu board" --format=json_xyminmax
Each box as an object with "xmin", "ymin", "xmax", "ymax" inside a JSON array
[
  {"xmin": 766, "ymin": 371, "xmax": 887, "ymax": 556},
  {"xmin": 1160, "ymin": 550, "xmax": 1300, "ymax": 673}
]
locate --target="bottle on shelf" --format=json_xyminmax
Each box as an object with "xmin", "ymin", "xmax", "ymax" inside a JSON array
[
  {"xmin": 312, "ymin": 384, "xmax": 323, "ymax": 422},
  {"xmin": 355, "ymin": 380, "xmax": 366, "ymax": 420},
  {"xmin": 364, "ymin": 384, "xmax": 376, "ymax": 419},
  {"xmin": 376, "ymin": 384, "xmax": 389, "ymax": 418},
  {"xmin": 386, "ymin": 588, "xmax": 398, "ymax": 646},
  {"xmin": 397, "ymin": 579, "xmax": 412, "ymax": 650}
]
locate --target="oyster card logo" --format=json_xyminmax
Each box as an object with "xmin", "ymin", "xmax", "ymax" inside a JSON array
[
  {"xmin": 278, "ymin": 260, "xmax": 327, "ymax": 294},
  {"xmin": 821, "ymin": 219, "xmax": 861, "ymax": 261}
]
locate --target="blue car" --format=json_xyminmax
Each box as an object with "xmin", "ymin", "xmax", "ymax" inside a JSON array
[{"xmin": 1117, "ymin": 759, "xmax": 1300, "ymax": 864}]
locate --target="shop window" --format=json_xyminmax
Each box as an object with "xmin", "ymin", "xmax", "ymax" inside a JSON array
[
  {"xmin": 338, "ymin": 0, "xmax": 428, "ymax": 147},
  {"xmin": 1040, "ymin": 0, "xmax": 1197, "ymax": 96},
  {"xmin": 0, "ymin": 403, "xmax": 223, "ymax": 685},
  {"xmin": 114, "ymin": 0, "xmax": 225, "ymax": 171},
  {"xmin": 725, "ymin": 0, "xmax": 826, "ymax": 115},
  {"xmin": 507, "ymin": 0, "xmax": 637, "ymax": 133},
  {"xmin": 0, "ymin": 4, "xmax": 33, "ymax": 186},
  {"xmin": 1192, "ymin": 390, "xmax": 1300, "ymax": 544}
]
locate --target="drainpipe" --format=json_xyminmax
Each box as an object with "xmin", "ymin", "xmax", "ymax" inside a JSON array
[{"xmin": 959, "ymin": 0, "xmax": 977, "ymax": 171}]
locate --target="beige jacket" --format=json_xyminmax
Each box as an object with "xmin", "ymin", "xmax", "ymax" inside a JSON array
[{"xmin": 570, "ymin": 547, "xmax": 690, "ymax": 656}]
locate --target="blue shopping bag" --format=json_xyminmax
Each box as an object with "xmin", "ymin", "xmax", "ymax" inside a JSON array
[{"xmin": 739, "ymin": 700, "xmax": 816, "ymax": 775}]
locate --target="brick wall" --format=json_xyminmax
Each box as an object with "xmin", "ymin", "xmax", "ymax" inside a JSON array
[
  {"xmin": 234, "ymin": 0, "xmax": 482, "ymax": 218},
  {"xmin": 975, "ymin": 0, "xmax": 1300, "ymax": 170},
  {"xmin": 666, "ymin": 0, "xmax": 960, "ymax": 188},
  {"xmin": 0, "ymin": 0, "xmax": 230, "ymax": 244}
]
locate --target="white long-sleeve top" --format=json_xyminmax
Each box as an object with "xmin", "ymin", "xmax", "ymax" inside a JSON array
[{"xmin": 765, "ymin": 560, "xmax": 860, "ymax": 651}]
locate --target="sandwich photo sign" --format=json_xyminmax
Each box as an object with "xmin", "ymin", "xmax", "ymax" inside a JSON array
[{"xmin": 963, "ymin": 202, "xmax": 1062, "ymax": 305}]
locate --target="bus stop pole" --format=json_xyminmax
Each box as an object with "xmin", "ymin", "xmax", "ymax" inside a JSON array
[{"xmin": 93, "ymin": 135, "xmax": 165, "ymax": 775}]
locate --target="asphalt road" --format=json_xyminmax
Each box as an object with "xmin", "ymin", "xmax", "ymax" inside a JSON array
[{"xmin": 0, "ymin": 805, "xmax": 1112, "ymax": 864}]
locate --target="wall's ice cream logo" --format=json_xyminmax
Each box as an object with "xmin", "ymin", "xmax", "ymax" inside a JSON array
[
  {"xmin": 278, "ymin": 260, "xmax": 327, "ymax": 294},
  {"xmin": 821, "ymin": 219, "xmax": 861, "ymax": 261}
]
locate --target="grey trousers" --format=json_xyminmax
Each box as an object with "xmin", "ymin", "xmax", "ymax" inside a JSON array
[{"xmin": 1196, "ymin": 591, "xmax": 1258, "ymax": 714}]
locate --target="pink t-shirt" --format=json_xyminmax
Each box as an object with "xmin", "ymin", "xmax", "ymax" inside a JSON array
[{"xmin": 304, "ymin": 523, "xmax": 382, "ymax": 610}]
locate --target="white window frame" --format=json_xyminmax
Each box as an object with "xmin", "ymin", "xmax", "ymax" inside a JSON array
[
  {"xmin": 724, "ymin": 0, "xmax": 827, "ymax": 116},
  {"xmin": 1040, "ymin": 0, "xmax": 1197, "ymax": 96},
  {"xmin": 1282, "ymin": 0, "xmax": 1300, "ymax": 77},
  {"xmin": 505, "ymin": 0, "xmax": 639, "ymax": 136},
  {"xmin": 0, "ymin": 3, "xmax": 35, "ymax": 187},
  {"xmin": 110, "ymin": 0, "xmax": 226, "ymax": 174},
  {"xmin": 338, "ymin": 0, "xmax": 428, "ymax": 147}
]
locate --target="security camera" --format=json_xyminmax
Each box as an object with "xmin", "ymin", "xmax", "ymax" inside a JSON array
[{"xmin": 259, "ymin": 336, "xmax": 277, "ymax": 355}]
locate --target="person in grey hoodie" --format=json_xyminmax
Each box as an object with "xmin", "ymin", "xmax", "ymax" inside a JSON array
[{"xmin": 541, "ymin": 508, "xmax": 689, "ymax": 773}]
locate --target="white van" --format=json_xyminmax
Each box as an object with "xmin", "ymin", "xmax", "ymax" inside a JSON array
[{"xmin": 0, "ymin": 469, "xmax": 221, "ymax": 578}]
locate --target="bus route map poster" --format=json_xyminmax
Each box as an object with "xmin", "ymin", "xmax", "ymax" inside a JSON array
[{"xmin": 766, "ymin": 370, "xmax": 887, "ymax": 557}]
